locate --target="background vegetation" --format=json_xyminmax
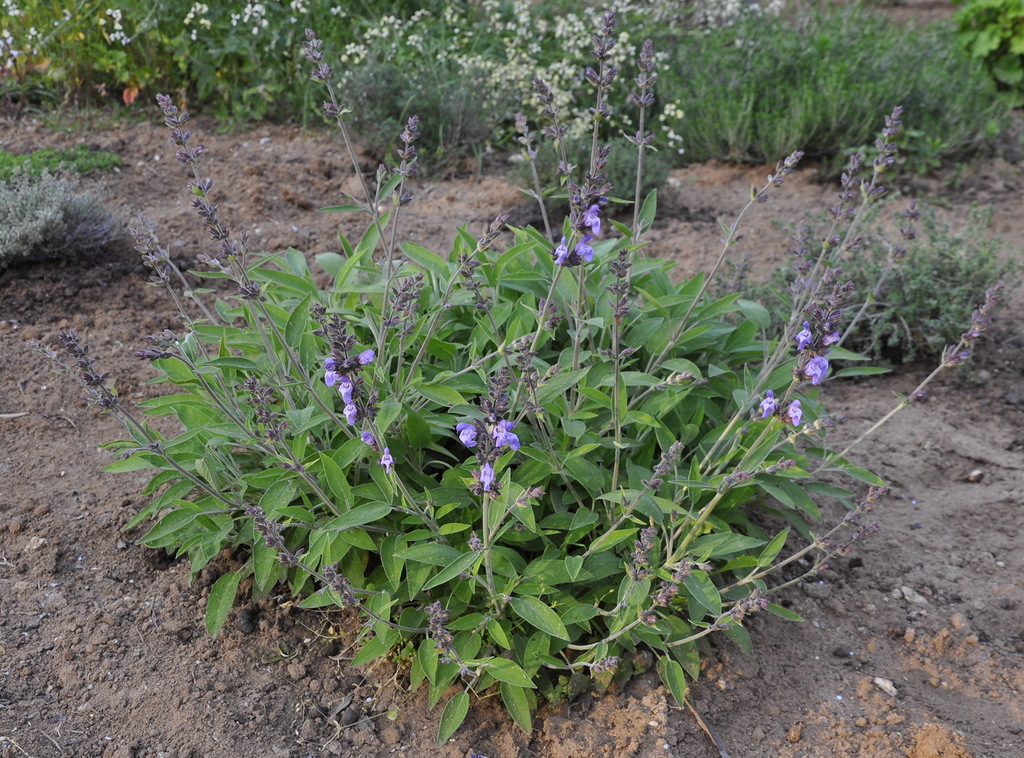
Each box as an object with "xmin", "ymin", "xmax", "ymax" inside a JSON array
[{"xmin": 1, "ymin": 1, "xmax": 1015, "ymax": 177}]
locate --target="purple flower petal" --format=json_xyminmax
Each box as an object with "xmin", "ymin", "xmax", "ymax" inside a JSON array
[
  {"xmin": 803, "ymin": 355, "xmax": 829, "ymax": 386},
  {"xmin": 784, "ymin": 400, "xmax": 803, "ymax": 427},
  {"xmin": 492, "ymin": 419, "xmax": 520, "ymax": 451},
  {"xmin": 380, "ymin": 447, "xmax": 394, "ymax": 474},
  {"xmin": 553, "ymin": 236, "xmax": 569, "ymax": 266},
  {"xmin": 759, "ymin": 389, "xmax": 776, "ymax": 419},
  {"xmin": 575, "ymin": 234, "xmax": 594, "ymax": 263},
  {"xmin": 477, "ymin": 462, "xmax": 495, "ymax": 492},
  {"xmin": 456, "ymin": 422, "xmax": 477, "ymax": 448},
  {"xmin": 796, "ymin": 321, "xmax": 812, "ymax": 351}
]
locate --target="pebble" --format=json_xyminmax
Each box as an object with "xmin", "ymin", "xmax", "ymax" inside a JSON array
[
  {"xmin": 900, "ymin": 586, "xmax": 929, "ymax": 605},
  {"xmin": 950, "ymin": 612, "xmax": 969, "ymax": 630},
  {"xmin": 802, "ymin": 581, "xmax": 832, "ymax": 599},
  {"xmin": 786, "ymin": 722, "xmax": 803, "ymax": 743},
  {"xmin": 873, "ymin": 677, "xmax": 898, "ymax": 697}
]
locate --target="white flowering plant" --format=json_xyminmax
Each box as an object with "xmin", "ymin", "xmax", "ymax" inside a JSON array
[{"xmin": 35, "ymin": 14, "xmax": 1004, "ymax": 745}]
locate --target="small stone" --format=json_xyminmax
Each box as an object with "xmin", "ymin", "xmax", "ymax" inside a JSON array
[
  {"xmin": 855, "ymin": 717, "xmax": 868, "ymax": 728},
  {"xmin": 903, "ymin": 627, "xmax": 916, "ymax": 644},
  {"xmin": 287, "ymin": 662, "xmax": 307, "ymax": 681},
  {"xmin": 787, "ymin": 722, "xmax": 803, "ymax": 743},
  {"xmin": 802, "ymin": 581, "xmax": 832, "ymax": 599},
  {"xmin": 998, "ymin": 598, "xmax": 1016, "ymax": 610},
  {"xmin": 966, "ymin": 469, "xmax": 984, "ymax": 483},
  {"xmin": 900, "ymin": 586, "xmax": 928, "ymax": 605},
  {"xmin": 873, "ymin": 677, "xmax": 898, "ymax": 697},
  {"xmin": 950, "ymin": 612, "xmax": 969, "ymax": 630}
]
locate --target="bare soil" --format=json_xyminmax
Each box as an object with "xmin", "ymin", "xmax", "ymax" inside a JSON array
[{"xmin": 2, "ymin": 85, "xmax": 1023, "ymax": 758}]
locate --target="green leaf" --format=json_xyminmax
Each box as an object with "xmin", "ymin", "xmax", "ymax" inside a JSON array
[
  {"xmin": 565, "ymin": 554, "xmax": 584, "ymax": 581},
  {"xmin": 205, "ymin": 570, "xmax": 243, "ymax": 638},
  {"xmin": 500, "ymin": 681, "xmax": 533, "ymax": 734},
  {"xmin": 657, "ymin": 657, "xmax": 688, "ymax": 707},
  {"xmin": 417, "ymin": 383, "xmax": 466, "ymax": 407},
  {"xmin": 509, "ymin": 595, "xmax": 570, "ymax": 640},
  {"xmin": 284, "ymin": 292, "xmax": 312, "ymax": 346},
  {"xmin": 322, "ymin": 502, "xmax": 392, "ymax": 531},
  {"xmin": 756, "ymin": 530, "xmax": 789, "ymax": 568},
  {"xmin": 260, "ymin": 479, "xmax": 298, "ymax": 515},
  {"xmin": 486, "ymin": 658, "xmax": 536, "ymax": 688},
  {"xmin": 422, "ymin": 551, "xmax": 482, "ymax": 590},
  {"xmin": 319, "ymin": 203, "xmax": 365, "ymax": 214},
  {"xmin": 688, "ymin": 533, "xmax": 764, "ymax": 558},
  {"xmin": 402, "ymin": 242, "xmax": 451, "ymax": 277},
  {"xmin": 844, "ymin": 467, "xmax": 888, "ymax": 487},
  {"xmin": 398, "ymin": 543, "xmax": 461, "ymax": 567},
  {"xmin": 437, "ymin": 691, "xmax": 470, "ymax": 745},
  {"xmin": 637, "ymin": 188, "xmax": 657, "ymax": 233},
  {"xmin": 832, "ymin": 366, "xmax": 890, "ymax": 379},
  {"xmin": 351, "ymin": 635, "xmax": 390, "ymax": 667},
  {"xmin": 683, "ymin": 571, "xmax": 722, "ymax": 617},
  {"xmin": 766, "ymin": 603, "xmax": 805, "ymax": 622}
]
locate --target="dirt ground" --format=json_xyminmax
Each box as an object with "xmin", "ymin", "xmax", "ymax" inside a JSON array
[{"xmin": 2, "ymin": 21, "xmax": 1024, "ymax": 758}]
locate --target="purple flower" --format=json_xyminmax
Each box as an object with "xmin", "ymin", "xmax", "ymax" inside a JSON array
[
  {"xmin": 583, "ymin": 204, "xmax": 602, "ymax": 235},
  {"xmin": 343, "ymin": 403, "xmax": 359, "ymax": 425},
  {"xmin": 357, "ymin": 349, "xmax": 375, "ymax": 365},
  {"xmin": 492, "ymin": 419, "xmax": 520, "ymax": 451},
  {"xmin": 325, "ymin": 369, "xmax": 342, "ymax": 387},
  {"xmin": 803, "ymin": 355, "xmax": 829, "ymax": 385},
  {"xmin": 821, "ymin": 330, "xmax": 840, "ymax": 347},
  {"xmin": 477, "ymin": 462, "xmax": 495, "ymax": 492},
  {"xmin": 456, "ymin": 422, "xmax": 477, "ymax": 448},
  {"xmin": 784, "ymin": 400, "xmax": 802, "ymax": 426},
  {"xmin": 337, "ymin": 375, "xmax": 354, "ymax": 404},
  {"xmin": 759, "ymin": 389, "xmax": 777, "ymax": 419},
  {"xmin": 324, "ymin": 356, "xmax": 338, "ymax": 371},
  {"xmin": 796, "ymin": 321, "xmax": 812, "ymax": 351},
  {"xmin": 360, "ymin": 431, "xmax": 376, "ymax": 447},
  {"xmin": 380, "ymin": 447, "xmax": 394, "ymax": 474},
  {"xmin": 553, "ymin": 236, "xmax": 570, "ymax": 266},
  {"xmin": 575, "ymin": 234, "xmax": 594, "ymax": 263}
]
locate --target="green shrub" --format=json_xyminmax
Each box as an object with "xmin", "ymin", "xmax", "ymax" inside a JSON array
[
  {"xmin": 838, "ymin": 203, "xmax": 1017, "ymax": 362},
  {"xmin": 954, "ymin": 0, "xmax": 1024, "ymax": 106},
  {"xmin": 751, "ymin": 200, "xmax": 1017, "ymax": 364},
  {"xmin": 662, "ymin": 5, "xmax": 1012, "ymax": 174},
  {"xmin": 338, "ymin": 58, "xmax": 499, "ymax": 171},
  {"xmin": 34, "ymin": 22, "xmax": 1005, "ymax": 746},
  {"xmin": 0, "ymin": 144, "xmax": 121, "ymax": 181},
  {"xmin": 0, "ymin": 170, "xmax": 120, "ymax": 269}
]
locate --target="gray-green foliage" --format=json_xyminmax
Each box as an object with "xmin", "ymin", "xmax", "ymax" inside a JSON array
[
  {"xmin": 840, "ymin": 203, "xmax": 1017, "ymax": 362},
  {"xmin": 662, "ymin": 5, "xmax": 1011, "ymax": 174},
  {"xmin": 755, "ymin": 200, "xmax": 1017, "ymax": 363},
  {"xmin": 0, "ymin": 170, "xmax": 120, "ymax": 269}
]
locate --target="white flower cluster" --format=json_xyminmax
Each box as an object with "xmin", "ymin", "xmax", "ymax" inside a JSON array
[
  {"xmin": 0, "ymin": 27, "xmax": 18, "ymax": 68},
  {"xmin": 241, "ymin": 2, "xmax": 268, "ymax": 36},
  {"xmin": 183, "ymin": 2, "xmax": 211, "ymax": 41},
  {"xmin": 691, "ymin": 0, "xmax": 785, "ymax": 31},
  {"xmin": 101, "ymin": 8, "xmax": 131, "ymax": 46}
]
